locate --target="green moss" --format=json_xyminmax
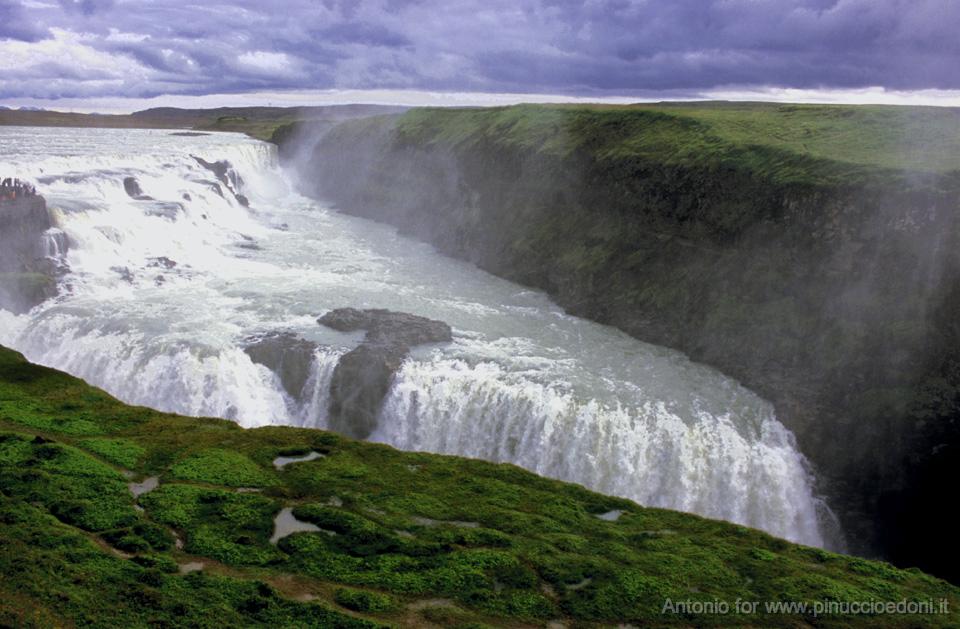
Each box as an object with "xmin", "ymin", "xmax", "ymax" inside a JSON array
[
  {"xmin": 79, "ymin": 437, "xmax": 146, "ymax": 468},
  {"xmin": 0, "ymin": 496, "xmax": 380, "ymax": 628},
  {"xmin": 750, "ymin": 548, "xmax": 779, "ymax": 562},
  {"xmin": 140, "ymin": 484, "xmax": 283, "ymax": 565},
  {"xmin": 0, "ymin": 434, "xmax": 138, "ymax": 531},
  {"xmin": 334, "ymin": 587, "xmax": 397, "ymax": 613},
  {"xmin": 102, "ymin": 522, "xmax": 174, "ymax": 553},
  {"xmin": 131, "ymin": 553, "xmax": 179, "ymax": 573},
  {"xmin": 169, "ymin": 448, "xmax": 275, "ymax": 487}
]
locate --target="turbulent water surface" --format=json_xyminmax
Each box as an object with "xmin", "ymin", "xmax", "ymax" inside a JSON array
[{"xmin": 0, "ymin": 126, "xmax": 832, "ymax": 547}]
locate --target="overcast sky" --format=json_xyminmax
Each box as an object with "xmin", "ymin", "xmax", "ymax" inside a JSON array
[{"xmin": 2, "ymin": 0, "xmax": 959, "ymax": 111}]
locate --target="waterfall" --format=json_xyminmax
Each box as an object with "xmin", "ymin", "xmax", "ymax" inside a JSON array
[
  {"xmin": 0, "ymin": 126, "xmax": 833, "ymax": 549},
  {"xmin": 369, "ymin": 356, "xmax": 826, "ymax": 547}
]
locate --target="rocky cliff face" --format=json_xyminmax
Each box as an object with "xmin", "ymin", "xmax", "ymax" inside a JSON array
[
  {"xmin": 287, "ymin": 107, "xmax": 960, "ymax": 581},
  {"xmin": 0, "ymin": 192, "xmax": 64, "ymax": 314}
]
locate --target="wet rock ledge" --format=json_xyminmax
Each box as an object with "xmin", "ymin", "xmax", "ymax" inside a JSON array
[
  {"xmin": 318, "ymin": 308, "xmax": 452, "ymax": 440},
  {"xmin": 0, "ymin": 179, "xmax": 66, "ymax": 313},
  {"xmin": 244, "ymin": 332, "xmax": 319, "ymax": 400},
  {"xmin": 245, "ymin": 309, "xmax": 452, "ymax": 440}
]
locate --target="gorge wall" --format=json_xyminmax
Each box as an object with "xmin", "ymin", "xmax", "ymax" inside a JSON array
[{"xmin": 285, "ymin": 105, "xmax": 960, "ymax": 582}]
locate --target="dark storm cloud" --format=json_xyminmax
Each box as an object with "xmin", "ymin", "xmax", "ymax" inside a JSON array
[
  {"xmin": 0, "ymin": 0, "xmax": 48, "ymax": 41},
  {"xmin": 58, "ymin": 0, "xmax": 114, "ymax": 16},
  {"xmin": 1, "ymin": 0, "xmax": 958, "ymax": 100}
]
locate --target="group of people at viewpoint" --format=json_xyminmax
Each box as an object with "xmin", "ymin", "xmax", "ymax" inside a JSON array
[{"xmin": 0, "ymin": 178, "xmax": 37, "ymax": 201}]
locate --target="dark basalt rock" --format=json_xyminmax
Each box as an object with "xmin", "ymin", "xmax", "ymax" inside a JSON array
[
  {"xmin": 122, "ymin": 176, "xmax": 154, "ymax": 201},
  {"xmin": 123, "ymin": 176, "xmax": 143, "ymax": 198},
  {"xmin": 0, "ymin": 188, "xmax": 64, "ymax": 313},
  {"xmin": 244, "ymin": 332, "xmax": 319, "ymax": 400},
  {"xmin": 318, "ymin": 308, "xmax": 452, "ymax": 348},
  {"xmin": 236, "ymin": 234, "xmax": 261, "ymax": 250},
  {"xmin": 192, "ymin": 155, "xmax": 248, "ymax": 207},
  {"xmin": 111, "ymin": 266, "xmax": 134, "ymax": 283},
  {"xmin": 318, "ymin": 308, "xmax": 452, "ymax": 439},
  {"xmin": 147, "ymin": 257, "xmax": 177, "ymax": 269},
  {"xmin": 192, "ymin": 156, "xmax": 231, "ymax": 186},
  {"xmin": 143, "ymin": 202, "xmax": 184, "ymax": 220},
  {"xmin": 324, "ymin": 343, "xmax": 407, "ymax": 439}
]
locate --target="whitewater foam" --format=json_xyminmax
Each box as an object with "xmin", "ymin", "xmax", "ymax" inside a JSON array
[{"xmin": 0, "ymin": 126, "xmax": 832, "ymax": 548}]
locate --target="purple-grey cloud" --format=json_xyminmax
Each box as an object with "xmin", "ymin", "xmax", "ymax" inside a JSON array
[
  {"xmin": 0, "ymin": 0, "xmax": 48, "ymax": 41},
  {"xmin": 58, "ymin": 0, "xmax": 114, "ymax": 16},
  {"xmin": 0, "ymin": 0, "xmax": 958, "ymax": 101}
]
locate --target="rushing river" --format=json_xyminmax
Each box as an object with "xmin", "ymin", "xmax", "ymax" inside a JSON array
[{"xmin": 0, "ymin": 126, "xmax": 832, "ymax": 547}]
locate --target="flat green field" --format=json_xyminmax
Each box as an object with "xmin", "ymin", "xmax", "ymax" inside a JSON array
[
  {"xmin": 636, "ymin": 102, "xmax": 960, "ymax": 174},
  {"xmin": 1, "ymin": 345, "xmax": 957, "ymax": 627},
  {"xmin": 386, "ymin": 102, "xmax": 960, "ymax": 188}
]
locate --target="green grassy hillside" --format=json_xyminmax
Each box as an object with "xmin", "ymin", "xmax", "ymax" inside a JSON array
[
  {"xmin": 387, "ymin": 102, "xmax": 960, "ymax": 188},
  {"xmin": 634, "ymin": 102, "xmax": 960, "ymax": 174},
  {"xmin": 1, "ymin": 344, "xmax": 957, "ymax": 628}
]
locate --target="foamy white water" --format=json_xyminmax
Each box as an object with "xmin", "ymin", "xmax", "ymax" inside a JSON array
[{"xmin": 0, "ymin": 126, "xmax": 832, "ymax": 547}]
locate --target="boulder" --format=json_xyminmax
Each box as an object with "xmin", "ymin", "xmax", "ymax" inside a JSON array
[
  {"xmin": 123, "ymin": 176, "xmax": 154, "ymax": 201},
  {"xmin": 244, "ymin": 332, "xmax": 319, "ymax": 400},
  {"xmin": 123, "ymin": 176, "xmax": 143, "ymax": 198},
  {"xmin": 318, "ymin": 308, "xmax": 452, "ymax": 439},
  {"xmin": 318, "ymin": 308, "xmax": 452, "ymax": 347},
  {"xmin": 325, "ymin": 343, "xmax": 408, "ymax": 439}
]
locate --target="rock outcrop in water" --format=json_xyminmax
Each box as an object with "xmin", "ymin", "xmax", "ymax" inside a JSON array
[
  {"xmin": 192, "ymin": 155, "xmax": 250, "ymax": 207},
  {"xmin": 0, "ymin": 180, "xmax": 64, "ymax": 314},
  {"xmin": 318, "ymin": 308, "xmax": 452, "ymax": 439},
  {"xmin": 122, "ymin": 176, "xmax": 153, "ymax": 200},
  {"xmin": 243, "ymin": 332, "xmax": 319, "ymax": 400},
  {"xmin": 290, "ymin": 105, "xmax": 960, "ymax": 582}
]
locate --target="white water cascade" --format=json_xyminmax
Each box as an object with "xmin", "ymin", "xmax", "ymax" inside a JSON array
[{"xmin": 0, "ymin": 126, "xmax": 832, "ymax": 548}]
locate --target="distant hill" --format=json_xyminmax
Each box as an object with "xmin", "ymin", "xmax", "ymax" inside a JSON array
[{"xmin": 0, "ymin": 104, "xmax": 407, "ymax": 141}]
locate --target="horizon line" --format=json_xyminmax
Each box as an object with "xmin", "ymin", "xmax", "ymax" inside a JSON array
[{"xmin": 3, "ymin": 86, "xmax": 960, "ymax": 115}]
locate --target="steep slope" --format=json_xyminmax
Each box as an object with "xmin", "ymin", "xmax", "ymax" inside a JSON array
[
  {"xmin": 289, "ymin": 103, "xmax": 960, "ymax": 580},
  {"xmin": 1, "ymin": 344, "xmax": 957, "ymax": 627}
]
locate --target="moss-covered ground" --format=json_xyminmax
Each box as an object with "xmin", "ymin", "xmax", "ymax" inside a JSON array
[{"xmin": 1, "ymin": 345, "xmax": 958, "ymax": 627}]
